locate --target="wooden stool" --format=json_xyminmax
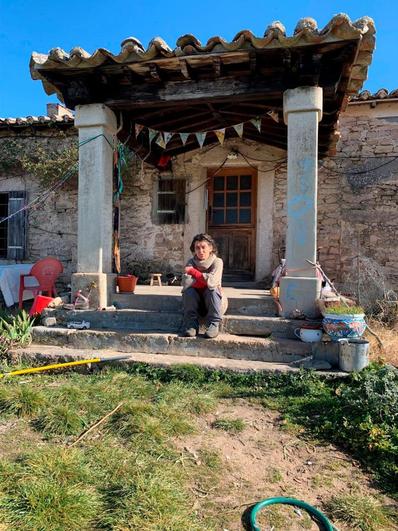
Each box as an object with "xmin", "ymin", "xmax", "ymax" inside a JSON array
[{"xmin": 150, "ymin": 273, "xmax": 162, "ymax": 286}]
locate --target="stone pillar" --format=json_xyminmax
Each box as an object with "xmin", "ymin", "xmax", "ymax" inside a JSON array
[
  {"xmin": 279, "ymin": 87, "xmax": 323, "ymax": 318},
  {"xmin": 71, "ymin": 103, "xmax": 117, "ymax": 309}
]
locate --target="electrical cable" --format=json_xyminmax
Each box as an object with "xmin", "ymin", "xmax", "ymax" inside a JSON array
[{"xmin": 319, "ymin": 155, "xmax": 398, "ymax": 176}]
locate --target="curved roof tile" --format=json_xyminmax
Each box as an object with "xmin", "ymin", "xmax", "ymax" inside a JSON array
[{"xmin": 30, "ymin": 13, "xmax": 375, "ymax": 99}]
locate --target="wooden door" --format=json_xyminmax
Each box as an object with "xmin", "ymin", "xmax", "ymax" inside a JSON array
[{"xmin": 207, "ymin": 168, "xmax": 257, "ymax": 280}]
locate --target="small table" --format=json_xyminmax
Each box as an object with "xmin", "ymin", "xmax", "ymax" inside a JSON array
[{"xmin": 0, "ymin": 263, "xmax": 36, "ymax": 307}]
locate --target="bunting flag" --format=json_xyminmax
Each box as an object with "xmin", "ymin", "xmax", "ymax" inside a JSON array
[
  {"xmin": 148, "ymin": 128, "xmax": 158, "ymax": 143},
  {"xmin": 135, "ymin": 123, "xmax": 144, "ymax": 137},
  {"xmin": 180, "ymin": 132, "xmax": 190, "ymax": 145},
  {"xmin": 195, "ymin": 131, "xmax": 207, "ymax": 148},
  {"xmin": 155, "ymin": 133, "xmax": 166, "ymax": 149},
  {"xmin": 233, "ymin": 123, "xmax": 244, "ymax": 138},
  {"xmin": 135, "ymin": 114, "xmax": 269, "ymax": 150},
  {"xmin": 215, "ymin": 129, "xmax": 226, "ymax": 145},
  {"xmin": 251, "ymin": 118, "xmax": 261, "ymax": 132},
  {"xmin": 163, "ymin": 132, "xmax": 173, "ymax": 145}
]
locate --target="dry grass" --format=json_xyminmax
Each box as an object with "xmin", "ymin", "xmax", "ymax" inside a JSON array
[{"xmin": 366, "ymin": 319, "xmax": 398, "ymax": 367}]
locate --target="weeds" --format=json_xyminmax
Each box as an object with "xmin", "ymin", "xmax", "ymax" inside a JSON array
[
  {"xmin": 0, "ymin": 310, "xmax": 34, "ymax": 357},
  {"xmin": 211, "ymin": 417, "xmax": 245, "ymax": 433},
  {"xmin": 324, "ymin": 493, "xmax": 395, "ymax": 530}
]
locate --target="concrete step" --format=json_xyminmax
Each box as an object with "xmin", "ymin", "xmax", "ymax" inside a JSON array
[
  {"xmin": 8, "ymin": 345, "xmax": 344, "ymax": 376},
  {"xmin": 31, "ymin": 326, "xmax": 312, "ymax": 363},
  {"xmin": 43, "ymin": 308, "xmax": 313, "ymax": 339},
  {"xmin": 111, "ymin": 286, "xmax": 277, "ymax": 316}
]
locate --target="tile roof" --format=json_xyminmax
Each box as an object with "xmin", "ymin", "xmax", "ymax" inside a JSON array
[
  {"xmin": 0, "ymin": 115, "xmax": 74, "ymax": 128},
  {"xmin": 350, "ymin": 88, "xmax": 398, "ymax": 102},
  {"xmin": 30, "ymin": 13, "xmax": 375, "ymax": 98},
  {"xmin": 0, "ymin": 115, "xmax": 74, "ymax": 127}
]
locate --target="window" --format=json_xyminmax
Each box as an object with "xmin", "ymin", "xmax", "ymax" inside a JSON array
[
  {"xmin": 0, "ymin": 191, "xmax": 26, "ymax": 259},
  {"xmin": 156, "ymin": 179, "xmax": 186, "ymax": 224}
]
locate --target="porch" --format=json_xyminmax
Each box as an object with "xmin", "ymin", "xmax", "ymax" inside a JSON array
[{"xmin": 29, "ymin": 14, "xmax": 375, "ymax": 320}]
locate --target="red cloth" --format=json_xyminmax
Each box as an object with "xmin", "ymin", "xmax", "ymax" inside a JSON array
[
  {"xmin": 185, "ymin": 266, "xmax": 203, "ymax": 280},
  {"xmin": 192, "ymin": 277, "xmax": 207, "ymax": 289},
  {"xmin": 185, "ymin": 266, "xmax": 207, "ymax": 289}
]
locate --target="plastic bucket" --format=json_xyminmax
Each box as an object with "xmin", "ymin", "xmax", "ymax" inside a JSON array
[
  {"xmin": 117, "ymin": 275, "xmax": 138, "ymax": 293},
  {"xmin": 338, "ymin": 338, "xmax": 370, "ymax": 372},
  {"xmin": 29, "ymin": 295, "xmax": 54, "ymax": 316}
]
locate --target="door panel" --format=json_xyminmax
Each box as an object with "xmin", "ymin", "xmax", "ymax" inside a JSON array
[{"xmin": 207, "ymin": 168, "xmax": 257, "ymax": 278}]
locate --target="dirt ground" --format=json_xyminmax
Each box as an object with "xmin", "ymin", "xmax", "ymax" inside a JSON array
[{"xmin": 175, "ymin": 399, "xmax": 397, "ymax": 530}]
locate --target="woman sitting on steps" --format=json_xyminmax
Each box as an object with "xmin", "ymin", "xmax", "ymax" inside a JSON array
[{"xmin": 182, "ymin": 233, "xmax": 228, "ymax": 339}]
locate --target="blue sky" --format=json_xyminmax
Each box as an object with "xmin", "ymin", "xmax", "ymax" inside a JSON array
[{"xmin": 0, "ymin": 0, "xmax": 397, "ymax": 117}]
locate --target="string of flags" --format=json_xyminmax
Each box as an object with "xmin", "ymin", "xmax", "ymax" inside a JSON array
[{"xmin": 134, "ymin": 116, "xmax": 263, "ymax": 150}]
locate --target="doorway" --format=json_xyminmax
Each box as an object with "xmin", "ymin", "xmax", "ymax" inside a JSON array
[{"xmin": 207, "ymin": 168, "xmax": 257, "ymax": 281}]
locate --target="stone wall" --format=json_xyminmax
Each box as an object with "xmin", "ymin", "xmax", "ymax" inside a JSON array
[
  {"xmin": 1, "ymin": 99, "xmax": 397, "ymax": 294},
  {"xmin": 272, "ymin": 100, "xmax": 398, "ymax": 294}
]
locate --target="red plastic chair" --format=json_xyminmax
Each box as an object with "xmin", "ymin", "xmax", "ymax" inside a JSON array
[{"xmin": 19, "ymin": 257, "xmax": 63, "ymax": 309}]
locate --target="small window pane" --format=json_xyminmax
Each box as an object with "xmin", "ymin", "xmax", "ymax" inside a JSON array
[
  {"xmin": 159, "ymin": 179, "xmax": 175, "ymax": 192},
  {"xmin": 239, "ymin": 209, "xmax": 251, "ymax": 223},
  {"xmin": 226, "ymin": 209, "xmax": 238, "ymax": 223},
  {"xmin": 213, "ymin": 209, "xmax": 225, "ymax": 224},
  {"xmin": 226, "ymin": 192, "xmax": 237, "ymax": 207},
  {"xmin": 214, "ymin": 176, "xmax": 224, "ymax": 190},
  {"xmin": 240, "ymin": 191, "xmax": 251, "ymax": 207},
  {"xmin": 158, "ymin": 193, "xmax": 176, "ymax": 211},
  {"xmin": 240, "ymin": 175, "xmax": 252, "ymax": 190},
  {"xmin": 213, "ymin": 193, "xmax": 224, "ymax": 207},
  {"xmin": 227, "ymin": 175, "xmax": 238, "ymax": 190}
]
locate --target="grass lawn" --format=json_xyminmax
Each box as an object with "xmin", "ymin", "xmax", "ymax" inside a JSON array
[{"xmin": 0, "ymin": 363, "xmax": 397, "ymax": 530}]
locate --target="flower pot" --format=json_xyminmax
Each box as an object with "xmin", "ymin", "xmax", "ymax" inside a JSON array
[
  {"xmin": 117, "ymin": 275, "xmax": 138, "ymax": 293},
  {"xmin": 323, "ymin": 313, "xmax": 366, "ymax": 341}
]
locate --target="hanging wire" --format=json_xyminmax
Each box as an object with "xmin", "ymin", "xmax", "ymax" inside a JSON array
[{"xmin": 0, "ymin": 133, "xmax": 115, "ymax": 226}]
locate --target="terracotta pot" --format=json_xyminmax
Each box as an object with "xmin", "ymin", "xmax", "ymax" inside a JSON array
[{"xmin": 117, "ymin": 275, "xmax": 138, "ymax": 293}]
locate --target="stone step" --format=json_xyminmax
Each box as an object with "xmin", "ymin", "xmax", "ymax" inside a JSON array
[
  {"xmin": 31, "ymin": 326, "xmax": 312, "ymax": 363},
  {"xmin": 9, "ymin": 345, "xmax": 344, "ymax": 376},
  {"xmin": 111, "ymin": 286, "xmax": 276, "ymax": 316},
  {"xmin": 43, "ymin": 308, "xmax": 312, "ymax": 339}
]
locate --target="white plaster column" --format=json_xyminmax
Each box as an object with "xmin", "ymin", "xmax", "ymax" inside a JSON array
[
  {"xmin": 72, "ymin": 103, "xmax": 117, "ymax": 308},
  {"xmin": 279, "ymin": 87, "xmax": 323, "ymax": 318}
]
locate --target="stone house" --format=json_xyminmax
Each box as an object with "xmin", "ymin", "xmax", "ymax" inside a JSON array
[
  {"xmin": 1, "ymin": 89, "xmax": 397, "ymax": 302},
  {"xmin": 1, "ymin": 15, "xmax": 397, "ymax": 315}
]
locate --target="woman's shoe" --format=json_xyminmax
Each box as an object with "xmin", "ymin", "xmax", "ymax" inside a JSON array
[
  {"xmin": 184, "ymin": 321, "xmax": 199, "ymax": 337},
  {"xmin": 204, "ymin": 322, "xmax": 219, "ymax": 339}
]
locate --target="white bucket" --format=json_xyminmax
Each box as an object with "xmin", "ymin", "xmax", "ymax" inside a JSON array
[{"xmin": 338, "ymin": 339, "xmax": 370, "ymax": 372}]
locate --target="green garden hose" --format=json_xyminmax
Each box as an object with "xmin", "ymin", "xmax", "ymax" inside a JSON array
[{"xmin": 248, "ymin": 497, "xmax": 334, "ymax": 531}]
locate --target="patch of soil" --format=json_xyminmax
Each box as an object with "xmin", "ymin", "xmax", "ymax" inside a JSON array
[
  {"xmin": 175, "ymin": 399, "xmax": 396, "ymax": 530},
  {"xmin": 0, "ymin": 419, "xmax": 43, "ymax": 459}
]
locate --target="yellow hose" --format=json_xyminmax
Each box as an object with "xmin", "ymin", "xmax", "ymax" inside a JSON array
[{"xmin": 0, "ymin": 356, "xmax": 129, "ymax": 379}]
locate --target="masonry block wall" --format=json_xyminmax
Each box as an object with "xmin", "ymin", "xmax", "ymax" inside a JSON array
[
  {"xmin": 1, "ymin": 100, "xmax": 397, "ymax": 292},
  {"xmin": 272, "ymin": 102, "xmax": 398, "ymax": 292}
]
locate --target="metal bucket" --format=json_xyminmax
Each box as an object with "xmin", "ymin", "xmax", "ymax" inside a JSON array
[{"xmin": 338, "ymin": 339, "xmax": 370, "ymax": 372}]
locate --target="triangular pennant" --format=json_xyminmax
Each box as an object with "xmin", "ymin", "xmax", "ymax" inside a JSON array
[
  {"xmin": 233, "ymin": 123, "xmax": 244, "ymax": 138},
  {"xmin": 163, "ymin": 132, "xmax": 173, "ymax": 145},
  {"xmin": 135, "ymin": 123, "xmax": 144, "ymax": 137},
  {"xmin": 156, "ymin": 133, "xmax": 166, "ymax": 149},
  {"xmin": 148, "ymin": 128, "xmax": 158, "ymax": 143},
  {"xmin": 215, "ymin": 129, "xmax": 225, "ymax": 145},
  {"xmin": 251, "ymin": 118, "xmax": 261, "ymax": 132},
  {"xmin": 196, "ymin": 131, "xmax": 207, "ymax": 148},
  {"xmin": 180, "ymin": 132, "xmax": 189, "ymax": 145}
]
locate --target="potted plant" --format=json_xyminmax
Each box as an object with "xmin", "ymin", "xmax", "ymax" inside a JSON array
[{"xmin": 322, "ymin": 304, "xmax": 366, "ymax": 341}]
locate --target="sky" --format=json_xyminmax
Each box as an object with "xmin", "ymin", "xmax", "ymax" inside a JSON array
[{"xmin": 0, "ymin": 0, "xmax": 397, "ymax": 117}]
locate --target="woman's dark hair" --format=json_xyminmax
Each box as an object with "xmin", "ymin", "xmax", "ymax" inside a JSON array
[{"xmin": 190, "ymin": 233, "xmax": 218, "ymax": 254}]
